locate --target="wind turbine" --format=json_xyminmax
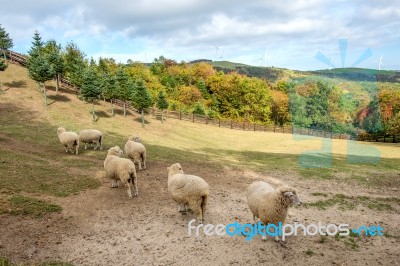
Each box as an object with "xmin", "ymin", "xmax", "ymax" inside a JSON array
[
  {"xmin": 328, "ymin": 56, "xmax": 334, "ymax": 70},
  {"xmin": 257, "ymin": 49, "xmax": 268, "ymax": 67},
  {"xmin": 218, "ymin": 47, "xmax": 224, "ymax": 59},
  {"xmin": 373, "ymin": 55, "xmax": 384, "ymax": 70},
  {"xmin": 211, "ymin": 43, "xmax": 220, "ymax": 59}
]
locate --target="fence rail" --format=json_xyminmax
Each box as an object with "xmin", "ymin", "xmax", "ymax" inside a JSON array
[{"xmin": 4, "ymin": 50, "xmax": 398, "ymax": 143}]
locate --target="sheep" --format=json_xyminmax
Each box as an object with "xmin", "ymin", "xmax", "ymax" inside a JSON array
[
  {"xmin": 79, "ymin": 129, "xmax": 103, "ymax": 150},
  {"xmin": 104, "ymin": 146, "xmax": 138, "ymax": 198},
  {"xmin": 246, "ymin": 181, "xmax": 302, "ymax": 242},
  {"xmin": 124, "ymin": 136, "xmax": 146, "ymax": 170},
  {"xmin": 167, "ymin": 163, "xmax": 209, "ymax": 224},
  {"xmin": 57, "ymin": 127, "xmax": 79, "ymax": 155}
]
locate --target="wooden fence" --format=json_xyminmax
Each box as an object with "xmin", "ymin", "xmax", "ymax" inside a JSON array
[{"xmin": 4, "ymin": 50, "xmax": 398, "ymax": 143}]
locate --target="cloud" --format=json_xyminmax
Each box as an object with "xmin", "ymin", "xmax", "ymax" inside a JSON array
[{"xmin": 1, "ymin": 0, "xmax": 399, "ymax": 69}]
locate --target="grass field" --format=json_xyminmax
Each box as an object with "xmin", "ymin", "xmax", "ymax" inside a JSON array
[
  {"xmin": 0, "ymin": 63, "xmax": 399, "ymax": 265},
  {"xmin": 1, "ymin": 63, "xmax": 399, "ymax": 207}
]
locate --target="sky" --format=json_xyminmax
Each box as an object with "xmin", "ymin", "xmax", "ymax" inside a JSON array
[{"xmin": 1, "ymin": 0, "xmax": 400, "ymax": 70}]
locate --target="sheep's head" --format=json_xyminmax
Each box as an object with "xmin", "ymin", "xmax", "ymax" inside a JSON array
[
  {"xmin": 107, "ymin": 146, "xmax": 123, "ymax": 157},
  {"xmin": 278, "ymin": 186, "xmax": 302, "ymax": 206},
  {"xmin": 128, "ymin": 136, "xmax": 141, "ymax": 143},
  {"xmin": 167, "ymin": 163, "xmax": 184, "ymax": 177},
  {"xmin": 57, "ymin": 127, "xmax": 66, "ymax": 135}
]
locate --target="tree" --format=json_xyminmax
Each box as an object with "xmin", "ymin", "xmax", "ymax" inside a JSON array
[
  {"xmin": 81, "ymin": 67, "xmax": 101, "ymax": 121},
  {"xmin": 101, "ymin": 73, "xmax": 118, "ymax": 116},
  {"xmin": 27, "ymin": 31, "xmax": 54, "ymax": 104},
  {"xmin": 62, "ymin": 42, "xmax": 87, "ymax": 88},
  {"xmin": 28, "ymin": 54, "xmax": 54, "ymax": 105},
  {"xmin": 132, "ymin": 79, "xmax": 152, "ymax": 128},
  {"xmin": 193, "ymin": 102, "xmax": 206, "ymax": 115},
  {"xmin": 28, "ymin": 31, "xmax": 45, "ymax": 91},
  {"xmin": 116, "ymin": 66, "xmax": 130, "ymax": 116},
  {"xmin": 43, "ymin": 40, "xmax": 64, "ymax": 93},
  {"xmin": 156, "ymin": 91, "xmax": 169, "ymax": 123},
  {"xmin": 0, "ymin": 24, "xmax": 13, "ymax": 60}
]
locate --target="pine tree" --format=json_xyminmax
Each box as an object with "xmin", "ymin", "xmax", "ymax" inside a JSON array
[
  {"xmin": 0, "ymin": 59, "xmax": 7, "ymax": 71},
  {"xmin": 81, "ymin": 67, "xmax": 101, "ymax": 121},
  {"xmin": 62, "ymin": 42, "xmax": 87, "ymax": 88},
  {"xmin": 28, "ymin": 54, "xmax": 54, "ymax": 105},
  {"xmin": 44, "ymin": 40, "xmax": 64, "ymax": 94},
  {"xmin": 193, "ymin": 102, "xmax": 206, "ymax": 115},
  {"xmin": 28, "ymin": 31, "xmax": 45, "ymax": 91},
  {"xmin": 0, "ymin": 24, "xmax": 13, "ymax": 60},
  {"xmin": 156, "ymin": 91, "xmax": 169, "ymax": 123},
  {"xmin": 116, "ymin": 66, "xmax": 130, "ymax": 116},
  {"xmin": 132, "ymin": 79, "xmax": 152, "ymax": 128},
  {"xmin": 101, "ymin": 73, "xmax": 118, "ymax": 116}
]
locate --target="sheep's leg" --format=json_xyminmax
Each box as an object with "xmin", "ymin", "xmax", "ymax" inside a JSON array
[
  {"xmin": 190, "ymin": 199, "xmax": 203, "ymax": 224},
  {"xmin": 126, "ymin": 181, "xmax": 133, "ymax": 199},
  {"xmin": 178, "ymin": 204, "xmax": 187, "ymax": 213},
  {"xmin": 137, "ymin": 159, "xmax": 142, "ymax": 171},
  {"xmin": 84, "ymin": 143, "xmax": 87, "ymax": 149},
  {"xmin": 75, "ymin": 145, "xmax": 79, "ymax": 155},
  {"xmin": 142, "ymin": 154, "xmax": 146, "ymax": 170},
  {"xmin": 111, "ymin": 179, "xmax": 118, "ymax": 188},
  {"xmin": 132, "ymin": 172, "xmax": 138, "ymax": 197},
  {"xmin": 262, "ymin": 224, "xmax": 267, "ymax": 241},
  {"xmin": 253, "ymin": 215, "xmax": 258, "ymax": 224},
  {"xmin": 94, "ymin": 142, "xmax": 98, "ymax": 150},
  {"xmin": 64, "ymin": 145, "xmax": 68, "ymax": 153}
]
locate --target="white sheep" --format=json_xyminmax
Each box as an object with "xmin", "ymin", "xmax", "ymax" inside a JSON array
[
  {"xmin": 167, "ymin": 163, "xmax": 209, "ymax": 224},
  {"xmin": 57, "ymin": 127, "xmax": 79, "ymax": 155},
  {"xmin": 104, "ymin": 146, "xmax": 138, "ymax": 198},
  {"xmin": 246, "ymin": 181, "xmax": 301, "ymax": 242},
  {"xmin": 79, "ymin": 129, "xmax": 103, "ymax": 150},
  {"xmin": 124, "ymin": 136, "xmax": 147, "ymax": 170}
]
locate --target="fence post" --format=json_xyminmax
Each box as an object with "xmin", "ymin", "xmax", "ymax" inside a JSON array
[
  {"xmin": 282, "ymin": 126, "xmax": 284, "ymax": 133},
  {"xmin": 243, "ymin": 122, "xmax": 245, "ymax": 130},
  {"xmin": 206, "ymin": 117, "xmax": 208, "ymax": 125},
  {"xmin": 179, "ymin": 111, "xmax": 182, "ymax": 120},
  {"xmin": 219, "ymin": 119, "xmax": 221, "ymax": 127},
  {"xmin": 192, "ymin": 113, "xmax": 194, "ymax": 122},
  {"xmin": 393, "ymin": 135, "xmax": 396, "ymax": 143},
  {"xmin": 264, "ymin": 125, "xmax": 266, "ymax": 132},
  {"xmin": 231, "ymin": 120, "xmax": 233, "ymax": 129},
  {"xmin": 254, "ymin": 123, "xmax": 256, "ymax": 131}
]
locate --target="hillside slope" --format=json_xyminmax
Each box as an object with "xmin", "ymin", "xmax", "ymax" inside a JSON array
[{"xmin": 0, "ymin": 63, "xmax": 399, "ymax": 265}]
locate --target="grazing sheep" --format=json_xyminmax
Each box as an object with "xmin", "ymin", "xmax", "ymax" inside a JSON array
[
  {"xmin": 57, "ymin": 127, "xmax": 79, "ymax": 155},
  {"xmin": 246, "ymin": 181, "xmax": 302, "ymax": 242},
  {"xmin": 79, "ymin": 129, "xmax": 103, "ymax": 150},
  {"xmin": 167, "ymin": 163, "xmax": 209, "ymax": 224},
  {"xmin": 124, "ymin": 136, "xmax": 146, "ymax": 170},
  {"xmin": 104, "ymin": 146, "xmax": 138, "ymax": 198}
]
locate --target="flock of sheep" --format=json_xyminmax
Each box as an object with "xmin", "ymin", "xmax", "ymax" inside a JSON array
[{"xmin": 57, "ymin": 127, "xmax": 302, "ymax": 242}]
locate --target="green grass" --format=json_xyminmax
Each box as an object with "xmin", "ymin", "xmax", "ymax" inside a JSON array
[
  {"xmin": 305, "ymin": 193, "xmax": 399, "ymax": 212},
  {"xmin": 0, "ymin": 257, "xmax": 73, "ymax": 266},
  {"xmin": 6, "ymin": 195, "xmax": 62, "ymax": 218},
  {"xmin": 305, "ymin": 249, "xmax": 314, "ymax": 256}
]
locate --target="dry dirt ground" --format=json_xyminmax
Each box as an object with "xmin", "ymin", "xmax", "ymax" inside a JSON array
[{"xmin": 1, "ymin": 161, "xmax": 399, "ymax": 266}]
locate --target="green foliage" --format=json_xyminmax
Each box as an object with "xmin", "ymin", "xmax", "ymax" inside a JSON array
[
  {"xmin": 132, "ymin": 79, "xmax": 153, "ymax": 111},
  {"xmin": 193, "ymin": 102, "xmax": 206, "ymax": 115},
  {"xmin": 80, "ymin": 67, "xmax": 101, "ymax": 101},
  {"xmin": 0, "ymin": 59, "xmax": 7, "ymax": 71},
  {"xmin": 62, "ymin": 41, "xmax": 87, "ymax": 87},
  {"xmin": 0, "ymin": 24, "xmax": 13, "ymax": 60},
  {"xmin": 28, "ymin": 53, "xmax": 54, "ymax": 84},
  {"xmin": 157, "ymin": 91, "xmax": 169, "ymax": 110},
  {"xmin": 9, "ymin": 195, "xmax": 62, "ymax": 218}
]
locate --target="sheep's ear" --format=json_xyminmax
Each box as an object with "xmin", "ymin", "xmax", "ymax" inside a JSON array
[{"xmin": 283, "ymin": 191, "xmax": 293, "ymax": 197}]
